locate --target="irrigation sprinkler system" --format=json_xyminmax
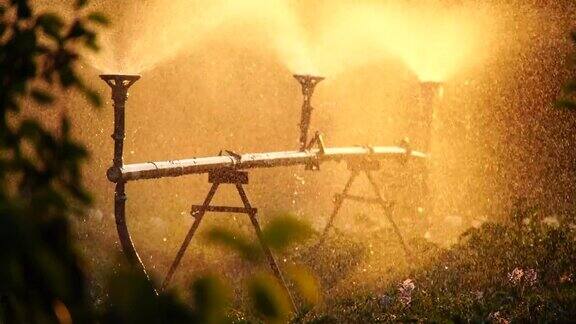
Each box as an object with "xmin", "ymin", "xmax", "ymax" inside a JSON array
[{"xmin": 100, "ymin": 73, "xmax": 441, "ymax": 310}]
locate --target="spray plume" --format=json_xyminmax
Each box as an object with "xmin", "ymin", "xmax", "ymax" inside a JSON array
[
  {"xmin": 312, "ymin": 2, "xmax": 493, "ymax": 81},
  {"xmin": 84, "ymin": 0, "xmax": 492, "ymax": 81},
  {"xmin": 86, "ymin": 0, "xmax": 315, "ymax": 74}
]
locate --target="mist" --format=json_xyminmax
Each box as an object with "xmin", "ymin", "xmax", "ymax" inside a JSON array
[{"xmin": 32, "ymin": 0, "xmax": 576, "ymax": 297}]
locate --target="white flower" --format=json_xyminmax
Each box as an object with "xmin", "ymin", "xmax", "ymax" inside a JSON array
[
  {"xmin": 542, "ymin": 216, "xmax": 560, "ymax": 228},
  {"xmin": 472, "ymin": 290, "xmax": 484, "ymax": 301},
  {"xmin": 508, "ymin": 267, "xmax": 538, "ymax": 287},
  {"xmin": 507, "ymin": 268, "xmax": 524, "ymax": 286}
]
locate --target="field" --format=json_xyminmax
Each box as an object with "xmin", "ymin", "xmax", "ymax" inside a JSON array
[{"xmin": 2, "ymin": 0, "xmax": 576, "ymax": 323}]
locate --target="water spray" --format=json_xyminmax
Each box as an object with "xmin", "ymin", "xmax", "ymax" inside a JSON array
[
  {"xmin": 417, "ymin": 81, "xmax": 444, "ymax": 226},
  {"xmin": 100, "ymin": 73, "xmax": 429, "ymax": 311},
  {"xmin": 419, "ymin": 81, "xmax": 444, "ymax": 153}
]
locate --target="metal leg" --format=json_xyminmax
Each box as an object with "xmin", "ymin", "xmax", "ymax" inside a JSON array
[
  {"xmin": 364, "ymin": 171, "xmax": 411, "ymax": 258},
  {"xmin": 115, "ymin": 182, "xmax": 151, "ymax": 281},
  {"xmin": 235, "ymin": 184, "xmax": 297, "ymax": 312},
  {"xmin": 317, "ymin": 171, "xmax": 359, "ymax": 246},
  {"xmin": 161, "ymin": 183, "xmax": 220, "ymax": 290}
]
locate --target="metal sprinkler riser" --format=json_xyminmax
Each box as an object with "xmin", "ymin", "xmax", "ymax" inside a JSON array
[{"xmin": 294, "ymin": 74, "xmax": 325, "ymax": 151}]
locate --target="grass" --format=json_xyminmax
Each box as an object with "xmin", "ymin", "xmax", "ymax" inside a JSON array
[
  {"xmin": 75, "ymin": 206, "xmax": 576, "ymax": 322},
  {"xmin": 302, "ymin": 215, "xmax": 576, "ymax": 323}
]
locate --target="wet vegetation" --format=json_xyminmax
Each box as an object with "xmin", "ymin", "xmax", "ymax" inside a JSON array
[
  {"xmin": 306, "ymin": 213, "xmax": 576, "ymax": 322},
  {"xmin": 2, "ymin": 0, "xmax": 576, "ymax": 323}
]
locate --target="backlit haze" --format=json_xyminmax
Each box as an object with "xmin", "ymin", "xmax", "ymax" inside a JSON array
[
  {"xmin": 85, "ymin": 0, "xmax": 492, "ymax": 81},
  {"xmin": 31, "ymin": 0, "xmax": 576, "ymax": 294}
]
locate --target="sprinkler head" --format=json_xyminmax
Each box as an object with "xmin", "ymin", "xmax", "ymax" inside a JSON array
[
  {"xmin": 100, "ymin": 74, "xmax": 140, "ymax": 82},
  {"xmin": 100, "ymin": 74, "xmax": 140, "ymax": 98},
  {"xmin": 293, "ymin": 74, "xmax": 324, "ymax": 98},
  {"xmin": 100, "ymin": 74, "xmax": 141, "ymax": 85},
  {"xmin": 293, "ymin": 74, "xmax": 324, "ymax": 83},
  {"xmin": 100, "ymin": 74, "xmax": 140, "ymax": 101}
]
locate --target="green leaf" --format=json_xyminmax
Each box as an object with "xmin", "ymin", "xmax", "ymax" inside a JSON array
[
  {"xmin": 0, "ymin": 23, "xmax": 6, "ymax": 38},
  {"xmin": 5, "ymin": 97, "xmax": 20, "ymax": 112},
  {"xmin": 204, "ymin": 227, "xmax": 261, "ymax": 262},
  {"xmin": 108, "ymin": 269, "xmax": 161, "ymax": 323},
  {"xmin": 83, "ymin": 31, "xmax": 99, "ymax": 51},
  {"xmin": 61, "ymin": 116, "xmax": 71, "ymax": 136},
  {"xmin": 37, "ymin": 13, "xmax": 64, "ymax": 40},
  {"xmin": 191, "ymin": 275, "xmax": 229, "ymax": 323},
  {"xmin": 555, "ymin": 100, "xmax": 576, "ymax": 110},
  {"xmin": 287, "ymin": 265, "xmax": 320, "ymax": 306},
  {"xmin": 13, "ymin": 30, "xmax": 37, "ymax": 54},
  {"xmin": 67, "ymin": 21, "xmax": 87, "ymax": 39},
  {"xmin": 262, "ymin": 214, "xmax": 314, "ymax": 251},
  {"xmin": 75, "ymin": 0, "xmax": 88, "ymax": 9},
  {"xmin": 30, "ymin": 89, "xmax": 54, "ymax": 105},
  {"xmin": 249, "ymin": 274, "xmax": 292, "ymax": 322},
  {"xmin": 19, "ymin": 119, "xmax": 44, "ymax": 139},
  {"xmin": 563, "ymin": 81, "xmax": 576, "ymax": 94},
  {"xmin": 13, "ymin": 0, "xmax": 31, "ymax": 18},
  {"xmin": 75, "ymin": 80, "xmax": 102, "ymax": 107},
  {"xmin": 87, "ymin": 12, "xmax": 110, "ymax": 26},
  {"xmin": 83, "ymin": 88, "xmax": 102, "ymax": 107},
  {"xmin": 59, "ymin": 65, "xmax": 78, "ymax": 87}
]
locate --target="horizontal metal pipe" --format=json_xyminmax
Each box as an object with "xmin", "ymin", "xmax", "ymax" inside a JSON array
[
  {"xmin": 334, "ymin": 194, "xmax": 382, "ymax": 205},
  {"xmin": 191, "ymin": 205, "xmax": 257, "ymax": 215},
  {"xmin": 107, "ymin": 145, "xmax": 426, "ymax": 183}
]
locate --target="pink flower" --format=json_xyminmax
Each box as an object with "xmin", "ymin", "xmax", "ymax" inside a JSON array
[
  {"xmin": 379, "ymin": 294, "xmax": 394, "ymax": 308},
  {"xmin": 398, "ymin": 279, "xmax": 416, "ymax": 306},
  {"xmin": 508, "ymin": 267, "xmax": 538, "ymax": 287},
  {"xmin": 508, "ymin": 268, "xmax": 524, "ymax": 286},
  {"xmin": 524, "ymin": 268, "xmax": 538, "ymax": 286},
  {"xmin": 488, "ymin": 311, "xmax": 510, "ymax": 324}
]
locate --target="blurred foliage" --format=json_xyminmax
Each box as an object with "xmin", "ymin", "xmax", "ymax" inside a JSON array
[
  {"xmin": 95, "ymin": 212, "xmax": 318, "ymax": 323},
  {"xmin": 261, "ymin": 215, "xmax": 315, "ymax": 252},
  {"xmin": 286, "ymin": 265, "xmax": 321, "ymax": 307},
  {"xmin": 0, "ymin": 0, "xmax": 107, "ymax": 322},
  {"xmin": 556, "ymin": 31, "xmax": 576, "ymax": 110},
  {"xmin": 205, "ymin": 214, "xmax": 314, "ymax": 261},
  {"xmin": 204, "ymin": 213, "xmax": 319, "ymax": 321},
  {"xmin": 101, "ymin": 267, "xmax": 233, "ymax": 324},
  {"xmin": 248, "ymin": 274, "xmax": 292, "ymax": 323}
]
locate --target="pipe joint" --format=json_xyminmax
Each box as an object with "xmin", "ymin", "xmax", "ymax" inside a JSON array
[{"xmin": 107, "ymin": 166, "xmax": 123, "ymax": 183}]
